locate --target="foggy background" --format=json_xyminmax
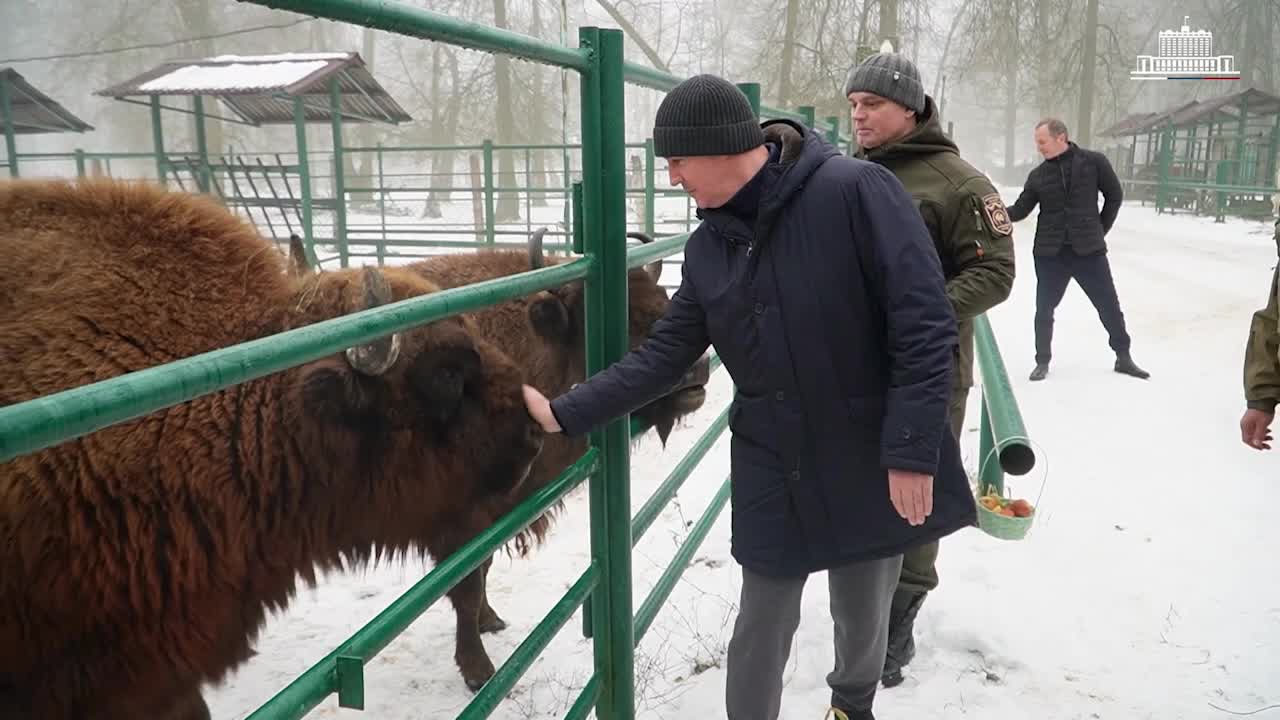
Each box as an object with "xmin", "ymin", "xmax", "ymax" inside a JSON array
[{"xmin": 1, "ymin": 0, "xmax": 1275, "ymax": 187}]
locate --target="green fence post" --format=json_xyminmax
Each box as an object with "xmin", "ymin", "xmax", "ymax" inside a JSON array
[
  {"xmin": 329, "ymin": 77, "xmax": 349, "ymax": 268},
  {"xmin": 798, "ymin": 105, "xmax": 816, "ymax": 130},
  {"xmin": 377, "ymin": 142, "xmax": 387, "ymax": 264},
  {"xmin": 483, "ymin": 138, "xmax": 496, "ymax": 245},
  {"xmin": 293, "ymin": 97, "xmax": 315, "ymax": 264},
  {"xmin": 525, "ymin": 146, "xmax": 533, "ymax": 238},
  {"xmin": 978, "ymin": 394, "xmax": 1001, "ymax": 495},
  {"xmin": 74, "ymin": 149, "xmax": 86, "ymax": 178},
  {"xmin": 1156, "ymin": 128, "xmax": 1172, "ymax": 214},
  {"xmin": 644, "ymin": 138, "xmax": 655, "ymax": 236},
  {"xmin": 1215, "ymin": 159, "xmax": 1229, "ymax": 223},
  {"xmin": 1, "ymin": 74, "xmax": 18, "ymax": 178},
  {"xmin": 193, "ymin": 95, "xmax": 211, "ymax": 193},
  {"xmin": 579, "ymin": 25, "xmax": 635, "ymax": 720},
  {"xmin": 735, "ymin": 82, "xmax": 760, "ymax": 116},
  {"xmin": 150, "ymin": 96, "xmax": 166, "ymax": 184},
  {"xmin": 825, "ymin": 115, "xmax": 840, "ymax": 145}
]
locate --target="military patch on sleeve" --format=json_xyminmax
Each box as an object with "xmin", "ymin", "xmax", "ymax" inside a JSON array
[{"xmin": 981, "ymin": 193, "xmax": 1013, "ymax": 236}]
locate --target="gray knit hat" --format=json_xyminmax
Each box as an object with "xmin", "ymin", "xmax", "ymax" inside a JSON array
[
  {"xmin": 843, "ymin": 52, "xmax": 925, "ymax": 114},
  {"xmin": 653, "ymin": 74, "xmax": 766, "ymax": 158}
]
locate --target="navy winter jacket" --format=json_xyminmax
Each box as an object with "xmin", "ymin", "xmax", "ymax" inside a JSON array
[{"xmin": 551, "ymin": 120, "xmax": 976, "ymax": 577}]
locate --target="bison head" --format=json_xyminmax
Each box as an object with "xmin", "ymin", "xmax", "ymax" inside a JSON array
[
  {"xmin": 290, "ymin": 265, "xmax": 545, "ymax": 503},
  {"xmin": 525, "ymin": 228, "xmax": 711, "ymax": 444}
]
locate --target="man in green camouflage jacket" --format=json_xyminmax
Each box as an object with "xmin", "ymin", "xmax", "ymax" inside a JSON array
[
  {"xmin": 1241, "ymin": 217, "xmax": 1280, "ymax": 451},
  {"xmin": 846, "ymin": 51, "xmax": 1017, "ymax": 689}
]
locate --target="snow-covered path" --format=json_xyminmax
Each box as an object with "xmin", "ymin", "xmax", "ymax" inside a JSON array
[{"xmin": 205, "ymin": 200, "xmax": 1280, "ymax": 720}]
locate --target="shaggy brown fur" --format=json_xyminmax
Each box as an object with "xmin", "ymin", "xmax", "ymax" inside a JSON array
[{"xmin": 0, "ymin": 178, "xmax": 545, "ymax": 719}]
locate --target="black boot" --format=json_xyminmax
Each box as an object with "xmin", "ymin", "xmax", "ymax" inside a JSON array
[
  {"xmin": 1029, "ymin": 363, "xmax": 1049, "ymax": 381},
  {"xmin": 1114, "ymin": 353, "xmax": 1149, "ymax": 379},
  {"xmin": 881, "ymin": 589, "xmax": 926, "ymax": 688}
]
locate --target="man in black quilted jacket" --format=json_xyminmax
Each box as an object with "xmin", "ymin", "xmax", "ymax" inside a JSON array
[{"xmin": 1007, "ymin": 117, "xmax": 1149, "ymax": 382}]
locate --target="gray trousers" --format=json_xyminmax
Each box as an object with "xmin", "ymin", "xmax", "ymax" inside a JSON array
[{"xmin": 725, "ymin": 554, "xmax": 903, "ymax": 719}]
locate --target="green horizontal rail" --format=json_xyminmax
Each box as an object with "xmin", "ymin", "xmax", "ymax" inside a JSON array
[
  {"xmin": 619, "ymin": 63, "xmax": 827, "ymax": 132},
  {"xmin": 236, "ymin": 0, "xmax": 590, "ymax": 71},
  {"xmin": 633, "ymin": 475, "xmax": 731, "ymax": 644},
  {"xmin": 16, "ymin": 151, "xmax": 162, "ymax": 160},
  {"xmin": 458, "ymin": 563, "xmax": 598, "ymax": 719},
  {"xmin": 0, "ymin": 259, "xmax": 591, "ymax": 463},
  {"xmin": 973, "ymin": 314, "xmax": 1035, "ymax": 479},
  {"xmin": 245, "ymin": 448, "xmax": 601, "ymax": 720},
  {"xmin": 625, "ymin": 232, "xmax": 690, "ymax": 270},
  {"xmin": 631, "ymin": 403, "xmax": 728, "ymax": 544},
  {"xmin": 564, "ymin": 674, "xmax": 602, "ymax": 720}
]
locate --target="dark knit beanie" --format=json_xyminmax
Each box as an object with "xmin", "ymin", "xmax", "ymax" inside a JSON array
[
  {"xmin": 843, "ymin": 52, "xmax": 925, "ymax": 114},
  {"xmin": 653, "ymin": 74, "xmax": 766, "ymax": 158}
]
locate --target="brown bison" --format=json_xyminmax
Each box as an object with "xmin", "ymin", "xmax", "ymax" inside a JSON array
[
  {"xmin": 0, "ymin": 178, "xmax": 545, "ymax": 719},
  {"xmin": 288, "ymin": 228, "xmax": 712, "ymax": 691}
]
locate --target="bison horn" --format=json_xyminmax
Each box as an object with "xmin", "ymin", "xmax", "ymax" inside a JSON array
[
  {"xmin": 344, "ymin": 266, "xmax": 402, "ymax": 377},
  {"xmin": 627, "ymin": 231, "xmax": 663, "ymax": 284},
  {"xmin": 529, "ymin": 227, "xmax": 548, "ymax": 270},
  {"xmin": 288, "ymin": 233, "xmax": 313, "ymax": 276}
]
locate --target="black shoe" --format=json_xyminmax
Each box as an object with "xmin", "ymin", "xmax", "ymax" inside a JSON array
[
  {"xmin": 881, "ymin": 589, "xmax": 926, "ymax": 688},
  {"xmin": 1114, "ymin": 353, "xmax": 1150, "ymax": 379},
  {"xmin": 1029, "ymin": 363, "xmax": 1049, "ymax": 381}
]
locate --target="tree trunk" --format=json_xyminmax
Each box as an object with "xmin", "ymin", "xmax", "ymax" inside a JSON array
[
  {"xmin": 174, "ymin": 0, "xmax": 224, "ymax": 192},
  {"xmin": 529, "ymin": 0, "xmax": 548, "ymax": 206},
  {"xmin": 1004, "ymin": 0, "xmax": 1020, "ymax": 181},
  {"xmin": 932, "ymin": 0, "xmax": 971, "ymax": 97},
  {"xmin": 1242, "ymin": 0, "xmax": 1264, "ymax": 90},
  {"xmin": 493, "ymin": 0, "xmax": 520, "ymax": 221},
  {"xmin": 1035, "ymin": 0, "xmax": 1051, "ymax": 117},
  {"xmin": 424, "ymin": 48, "xmax": 463, "ymax": 219},
  {"xmin": 777, "ymin": 0, "xmax": 801, "ymax": 106},
  {"xmin": 1077, "ymin": 0, "xmax": 1098, "ymax": 147},
  {"xmin": 592, "ymin": 0, "xmax": 670, "ymax": 72},
  {"xmin": 348, "ymin": 26, "xmax": 378, "ymax": 203},
  {"xmin": 879, "ymin": 0, "xmax": 899, "ymax": 50}
]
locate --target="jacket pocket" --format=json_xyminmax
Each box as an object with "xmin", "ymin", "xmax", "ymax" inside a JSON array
[{"xmin": 729, "ymin": 392, "xmax": 774, "ymax": 448}]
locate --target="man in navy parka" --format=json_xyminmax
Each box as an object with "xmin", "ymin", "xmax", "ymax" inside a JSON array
[{"xmin": 523, "ymin": 74, "xmax": 976, "ymax": 720}]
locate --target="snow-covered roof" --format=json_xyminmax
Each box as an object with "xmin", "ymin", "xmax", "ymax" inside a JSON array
[
  {"xmin": 95, "ymin": 52, "xmax": 410, "ymax": 126},
  {"xmin": 138, "ymin": 60, "xmax": 332, "ymax": 94},
  {"xmin": 0, "ymin": 68, "xmax": 94, "ymax": 134}
]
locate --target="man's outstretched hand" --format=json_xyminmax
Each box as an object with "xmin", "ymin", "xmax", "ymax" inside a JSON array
[{"xmin": 523, "ymin": 385, "xmax": 563, "ymax": 433}]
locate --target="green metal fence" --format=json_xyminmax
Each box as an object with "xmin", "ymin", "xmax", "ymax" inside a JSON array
[{"xmin": 0, "ymin": 4, "xmax": 1036, "ymax": 719}]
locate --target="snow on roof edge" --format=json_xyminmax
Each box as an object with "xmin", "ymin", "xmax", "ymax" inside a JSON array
[
  {"xmin": 138, "ymin": 60, "xmax": 331, "ymax": 93},
  {"xmin": 207, "ymin": 52, "xmax": 350, "ymax": 63}
]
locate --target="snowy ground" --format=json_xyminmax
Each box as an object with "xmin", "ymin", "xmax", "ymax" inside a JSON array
[{"xmin": 204, "ymin": 197, "xmax": 1280, "ymax": 720}]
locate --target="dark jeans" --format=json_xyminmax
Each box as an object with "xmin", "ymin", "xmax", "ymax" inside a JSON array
[{"xmin": 1034, "ymin": 248, "xmax": 1132, "ymax": 364}]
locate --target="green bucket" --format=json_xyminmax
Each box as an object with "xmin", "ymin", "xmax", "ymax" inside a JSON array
[{"xmin": 974, "ymin": 485, "xmax": 1035, "ymax": 541}]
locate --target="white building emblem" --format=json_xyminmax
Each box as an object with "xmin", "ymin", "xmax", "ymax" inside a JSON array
[{"xmin": 1131, "ymin": 16, "xmax": 1238, "ymax": 81}]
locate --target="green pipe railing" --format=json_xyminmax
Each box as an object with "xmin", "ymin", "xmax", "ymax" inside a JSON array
[
  {"xmin": 244, "ymin": 448, "xmax": 601, "ymax": 720},
  {"xmin": 1, "ymin": 73, "xmax": 17, "ymax": 178},
  {"xmin": 634, "ymin": 477, "xmax": 731, "ymax": 645},
  {"xmin": 0, "ymin": 259, "xmax": 591, "ymax": 463},
  {"xmin": 974, "ymin": 314, "xmax": 1035, "ymax": 496}
]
